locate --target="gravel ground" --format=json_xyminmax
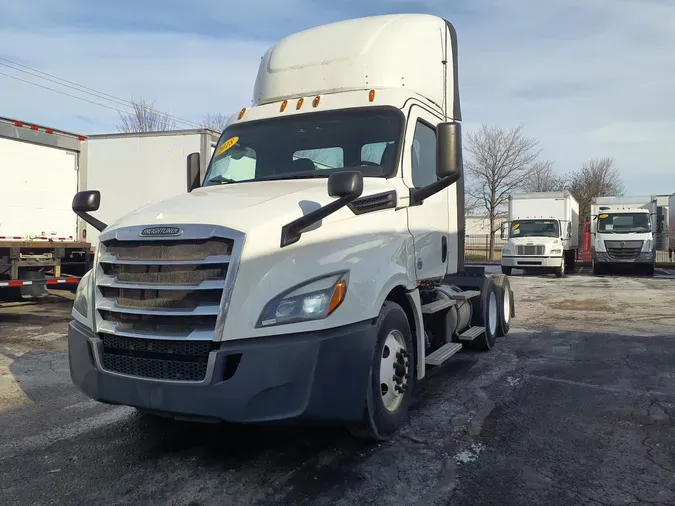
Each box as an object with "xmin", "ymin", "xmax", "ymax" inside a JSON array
[{"xmin": 0, "ymin": 268, "xmax": 674, "ymax": 506}]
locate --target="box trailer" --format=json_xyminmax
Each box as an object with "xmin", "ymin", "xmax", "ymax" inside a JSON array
[
  {"xmin": 0, "ymin": 116, "xmax": 91, "ymax": 296},
  {"xmin": 590, "ymin": 195, "xmax": 657, "ymax": 275},
  {"xmin": 500, "ymin": 191, "xmax": 579, "ymax": 277},
  {"xmin": 669, "ymin": 193, "xmax": 675, "ymax": 261},
  {"xmin": 80, "ymin": 129, "xmax": 220, "ymax": 248}
]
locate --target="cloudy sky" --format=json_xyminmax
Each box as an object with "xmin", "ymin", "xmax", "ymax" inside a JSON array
[{"xmin": 1, "ymin": 0, "xmax": 673, "ymax": 195}]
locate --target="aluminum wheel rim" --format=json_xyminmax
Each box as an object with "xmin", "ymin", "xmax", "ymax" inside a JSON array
[
  {"xmin": 488, "ymin": 291, "xmax": 498, "ymax": 336},
  {"xmin": 380, "ymin": 330, "xmax": 407, "ymax": 412},
  {"xmin": 503, "ymin": 288, "xmax": 511, "ymax": 324}
]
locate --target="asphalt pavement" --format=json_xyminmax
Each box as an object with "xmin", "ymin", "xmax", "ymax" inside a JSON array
[{"xmin": 1, "ymin": 272, "xmax": 674, "ymax": 506}]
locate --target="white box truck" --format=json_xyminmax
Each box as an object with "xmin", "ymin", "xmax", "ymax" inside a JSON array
[
  {"xmin": 0, "ymin": 116, "xmax": 91, "ymax": 296},
  {"xmin": 500, "ymin": 191, "xmax": 579, "ymax": 278},
  {"xmin": 591, "ymin": 195, "xmax": 657, "ymax": 275},
  {"xmin": 66, "ymin": 14, "xmax": 516, "ymax": 441},
  {"xmin": 81, "ymin": 129, "xmax": 220, "ymax": 249}
]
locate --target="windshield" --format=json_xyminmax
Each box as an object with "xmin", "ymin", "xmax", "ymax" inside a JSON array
[
  {"xmin": 510, "ymin": 219, "xmax": 559, "ymax": 238},
  {"xmin": 597, "ymin": 212, "xmax": 651, "ymax": 233},
  {"xmin": 203, "ymin": 108, "xmax": 402, "ymax": 185}
]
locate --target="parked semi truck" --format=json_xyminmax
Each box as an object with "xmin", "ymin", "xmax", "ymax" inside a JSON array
[
  {"xmin": 591, "ymin": 196, "xmax": 657, "ymax": 275},
  {"xmin": 0, "ymin": 116, "xmax": 91, "ymax": 296},
  {"xmin": 81, "ymin": 129, "xmax": 220, "ymax": 249},
  {"xmin": 500, "ymin": 191, "xmax": 579, "ymax": 278},
  {"xmin": 67, "ymin": 14, "xmax": 516, "ymax": 441}
]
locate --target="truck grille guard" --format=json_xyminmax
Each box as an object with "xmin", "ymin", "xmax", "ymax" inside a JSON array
[{"xmin": 92, "ymin": 224, "xmax": 245, "ymax": 382}]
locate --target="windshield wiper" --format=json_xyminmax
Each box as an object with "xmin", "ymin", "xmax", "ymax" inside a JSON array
[{"xmin": 208, "ymin": 175, "xmax": 237, "ymax": 184}]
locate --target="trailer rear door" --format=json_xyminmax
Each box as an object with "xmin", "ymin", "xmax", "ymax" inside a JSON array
[{"xmin": 0, "ymin": 138, "xmax": 77, "ymax": 240}]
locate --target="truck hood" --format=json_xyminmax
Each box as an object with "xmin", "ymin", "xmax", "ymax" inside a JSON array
[
  {"xmin": 507, "ymin": 236, "xmax": 560, "ymax": 246},
  {"xmin": 104, "ymin": 178, "xmax": 396, "ymax": 234}
]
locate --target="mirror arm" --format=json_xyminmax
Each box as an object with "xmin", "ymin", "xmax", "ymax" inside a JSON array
[
  {"xmin": 280, "ymin": 194, "xmax": 357, "ymax": 248},
  {"xmin": 409, "ymin": 172, "xmax": 461, "ymax": 206},
  {"xmin": 75, "ymin": 211, "xmax": 107, "ymax": 232}
]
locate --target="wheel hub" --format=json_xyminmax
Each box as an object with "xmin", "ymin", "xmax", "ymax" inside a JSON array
[{"xmin": 380, "ymin": 330, "xmax": 410, "ymax": 412}]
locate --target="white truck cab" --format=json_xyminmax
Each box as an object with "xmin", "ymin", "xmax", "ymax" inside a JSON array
[
  {"xmin": 67, "ymin": 14, "xmax": 515, "ymax": 440},
  {"xmin": 591, "ymin": 196, "xmax": 657, "ymax": 275},
  {"xmin": 500, "ymin": 192, "xmax": 579, "ymax": 278}
]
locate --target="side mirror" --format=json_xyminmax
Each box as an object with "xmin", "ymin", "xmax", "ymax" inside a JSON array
[
  {"xmin": 72, "ymin": 190, "xmax": 100, "ymax": 212},
  {"xmin": 328, "ymin": 170, "xmax": 363, "ymax": 199},
  {"xmin": 436, "ymin": 122, "xmax": 462, "ymax": 179},
  {"xmin": 500, "ymin": 222, "xmax": 509, "ymax": 240},
  {"xmin": 187, "ymin": 152, "xmax": 201, "ymax": 192},
  {"xmin": 72, "ymin": 190, "xmax": 107, "ymax": 232},
  {"xmin": 657, "ymin": 223, "xmax": 664, "ymax": 233}
]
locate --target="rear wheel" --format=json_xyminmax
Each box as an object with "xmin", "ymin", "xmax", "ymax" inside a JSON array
[
  {"xmin": 468, "ymin": 278, "xmax": 498, "ymax": 351},
  {"xmin": 348, "ymin": 301, "xmax": 416, "ymax": 442},
  {"xmin": 489, "ymin": 274, "xmax": 511, "ymax": 337}
]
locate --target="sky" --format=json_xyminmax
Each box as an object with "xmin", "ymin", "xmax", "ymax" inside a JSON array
[{"xmin": 1, "ymin": 0, "xmax": 673, "ymax": 195}]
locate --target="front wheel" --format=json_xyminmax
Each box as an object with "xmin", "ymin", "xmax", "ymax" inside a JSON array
[
  {"xmin": 348, "ymin": 301, "xmax": 416, "ymax": 442},
  {"xmin": 554, "ymin": 258, "xmax": 565, "ymax": 278},
  {"xmin": 501, "ymin": 265, "xmax": 512, "ymax": 275}
]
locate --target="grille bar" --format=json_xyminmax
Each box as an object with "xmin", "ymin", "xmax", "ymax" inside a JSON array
[
  {"xmin": 97, "ymin": 274, "xmax": 226, "ymax": 291},
  {"xmin": 97, "ymin": 298, "xmax": 220, "ymax": 316},
  {"xmin": 98, "ymin": 320, "xmax": 215, "ymax": 340},
  {"xmin": 99, "ymin": 253, "xmax": 231, "ymax": 266},
  {"xmin": 516, "ymin": 245, "xmax": 545, "ymax": 256}
]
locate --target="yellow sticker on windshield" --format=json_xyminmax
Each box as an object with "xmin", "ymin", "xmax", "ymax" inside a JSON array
[
  {"xmin": 215, "ymin": 136, "xmax": 239, "ymax": 157},
  {"xmin": 598, "ymin": 213, "xmax": 609, "ymax": 219},
  {"xmin": 512, "ymin": 223, "xmax": 520, "ymax": 230}
]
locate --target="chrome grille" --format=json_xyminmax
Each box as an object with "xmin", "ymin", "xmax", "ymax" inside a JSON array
[
  {"xmin": 605, "ymin": 240, "xmax": 643, "ymax": 260},
  {"xmin": 94, "ymin": 226, "xmax": 242, "ymax": 382},
  {"xmin": 516, "ymin": 245, "xmax": 545, "ymax": 256}
]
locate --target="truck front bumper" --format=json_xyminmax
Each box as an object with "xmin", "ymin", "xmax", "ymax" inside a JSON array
[
  {"xmin": 501, "ymin": 256, "xmax": 563, "ymax": 268},
  {"xmin": 593, "ymin": 251, "xmax": 655, "ymax": 264},
  {"xmin": 68, "ymin": 320, "xmax": 376, "ymax": 424}
]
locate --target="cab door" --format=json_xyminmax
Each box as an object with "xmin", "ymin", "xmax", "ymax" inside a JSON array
[{"xmin": 403, "ymin": 105, "xmax": 449, "ymax": 280}]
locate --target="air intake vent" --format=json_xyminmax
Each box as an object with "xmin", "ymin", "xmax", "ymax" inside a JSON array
[{"xmin": 348, "ymin": 190, "xmax": 396, "ymax": 215}]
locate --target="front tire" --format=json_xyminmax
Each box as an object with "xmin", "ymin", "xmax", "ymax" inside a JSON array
[
  {"xmin": 501, "ymin": 265, "xmax": 512, "ymax": 275},
  {"xmin": 348, "ymin": 301, "xmax": 416, "ymax": 442},
  {"xmin": 554, "ymin": 258, "xmax": 565, "ymax": 278}
]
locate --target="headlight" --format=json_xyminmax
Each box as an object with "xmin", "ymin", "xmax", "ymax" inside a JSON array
[
  {"xmin": 257, "ymin": 272, "xmax": 348, "ymax": 328},
  {"xmin": 72, "ymin": 269, "xmax": 92, "ymax": 321},
  {"xmin": 502, "ymin": 248, "xmax": 512, "ymax": 255},
  {"xmin": 550, "ymin": 248, "xmax": 562, "ymax": 255}
]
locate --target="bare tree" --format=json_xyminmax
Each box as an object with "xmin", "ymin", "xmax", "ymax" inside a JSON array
[
  {"xmin": 117, "ymin": 98, "xmax": 176, "ymax": 133},
  {"xmin": 465, "ymin": 123, "xmax": 542, "ymax": 259},
  {"xmin": 523, "ymin": 160, "xmax": 567, "ymax": 192},
  {"xmin": 567, "ymin": 157, "xmax": 625, "ymax": 219},
  {"xmin": 201, "ymin": 112, "xmax": 229, "ymax": 132}
]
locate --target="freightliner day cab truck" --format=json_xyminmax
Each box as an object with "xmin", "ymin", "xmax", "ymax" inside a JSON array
[
  {"xmin": 67, "ymin": 14, "xmax": 516, "ymax": 441},
  {"xmin": 591, "ymin": 196, "xmax": 657, "ymax": 275},
  {"xmin": 500, "ymin": 191, "xmax": 579, "ymax": 278}
]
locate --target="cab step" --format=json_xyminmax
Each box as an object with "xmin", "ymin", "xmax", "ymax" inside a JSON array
[
  {"xmin": 425, "ymin": 342, "xmax": 463, "ymax": 366},
  {"xmin": 458, "ymin": 326, "xmax": 485, "ymax": 342},
  {"xmin": 421, "ymin": 298, "xmax": 457, "ymax": 314},
  {"xmin": 444, "ymin": 289, "xmax": 481, "ymax": 300}
]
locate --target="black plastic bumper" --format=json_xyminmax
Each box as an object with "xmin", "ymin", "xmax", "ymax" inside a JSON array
[
  {"xmin": 594, "ymin": 251, "xmax": 655, "ymax": 264},
  {"xmin": 68, "ymin": 320, "xmax": 376, "ymax": 424}
]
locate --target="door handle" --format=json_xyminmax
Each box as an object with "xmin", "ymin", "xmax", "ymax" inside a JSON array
[{"xmin": 441, "ymin": 236, "xmax": 448, "ymax": 263}]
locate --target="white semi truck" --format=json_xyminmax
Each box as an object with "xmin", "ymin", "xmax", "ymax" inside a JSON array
[
  {"xmin": 591, "ymin": 196, "xmax": 657, "ymax": 275},
  {"xmin": 0, "ymin": 116, "xmax": 91, "ymax": 296},
  {"xmin": 67, "ymin": 14, "xmax": 516, "ymax": 441},
  {"xmin": 500, "ymin": 191, "xmax": 579, "ymax": 278}
]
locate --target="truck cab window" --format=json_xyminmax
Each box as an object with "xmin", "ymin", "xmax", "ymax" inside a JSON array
[
  {"xmin": 203, "ymin": 108, "xmax": 402, "ymax": 186},
  {"xmin": 411, "ymin": 121, "xmax": 437, "ymax": 188}
]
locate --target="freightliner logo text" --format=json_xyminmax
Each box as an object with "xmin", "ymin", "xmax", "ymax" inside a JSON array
[{"xmin": 140, "ymin": 227, "xmax": 182, "ymax": 237}]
